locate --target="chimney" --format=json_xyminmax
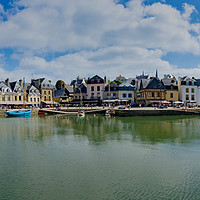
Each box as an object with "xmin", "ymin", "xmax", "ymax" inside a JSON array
[
  {"xmin": 104, "ymin": 76, "xmax": 107, "ymax": 84},
  {"xmin": 19, "ymin": 79, "xmax": 23, "ymax": 87},
  {"xmin": 5, "ymin": 78, "xmax": 9, "ymax": 87}
]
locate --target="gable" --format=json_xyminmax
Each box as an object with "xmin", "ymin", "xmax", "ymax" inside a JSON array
[
  {"xmin": 87, "ymin": 75, "xmax": 104, "ymax": 84},
  {"xmin": 146, "ymin": 78, "xmax": 165, "ymax": 90}
]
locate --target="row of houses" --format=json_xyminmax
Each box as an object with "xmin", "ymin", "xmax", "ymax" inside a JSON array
[{"xmin": 1, "ymin": 71, "xmax": 200, "ymax": 107}]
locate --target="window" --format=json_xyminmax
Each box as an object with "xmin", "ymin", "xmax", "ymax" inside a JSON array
[
  {"xmin": 107, "ymin": 93, "xmax": 110, "ymax": 96},
  {"xmin": 15, "ymin": 96, "xmax": 17, "ymax": 101},
  {"xmin": 91, "ymin": 93, "xmax": 94, "ymax": 98},
  {"xmin": 186, "ymin": 88, "xmax": 189, "ymax": 93},
  {"xmin": 30, "ymin": 98, "xmax": 32, "ymax": 102},
  {"xmin": 152, "ymin": 92, "xmax": 154, "ymax": 97},
  {"xmin": 49, "ymin": 96, "xmax": 51, "ymax": 101},
  {"xmin": 2, "ymin": 96, "xmax": 5, "ymax": 101},
  {"xmin": 97, "ymin": 86, "xmax": 100, "ymax": 91},
  {"xmin": 113, "ymin": 93, "xmax": 116, "ymax": 96},
  {"xmin": 48, "ymin": 91, "xmax": 50, "ymax": 95},
  {"xmin": 91, "ymin": 86, "xmax": 94, "ymax": 91},
  {"xmin": 123, "ymin": 93, "xmax": 127, "ymax": 98},
  {"xmin": 37, "ymin": 98, "xmax": 39, "ymax": 102},
  {"xmin": 191, "ymin": 88, "xmax": 194, "ymax": 93},
  {"xmin": 19, "ymin": 96, "xmax": 21, "ymax": 101},
  {"xmin": 34, "ymin": 98, "xmax": 36, "ymax": 102},
  {"xmin": 97, "ymin": 92, "xmax": 100, "ymax": 97},
  {"xmin": 186, "ymin": 95, "xmax": 189, "ymax": 100},
  {"xmin": 8, "ymin": 96, "xmax": 10, "ymax": 101},
  {"xmin": 192, "ymin": 95, "xmax": 195, "ymax": 101},
  {"xmin": 170, "ymin": 93, "xmax": 173, "ymax": 98},
  {"xmin": 44, "ymin": 96, "xmax": 47, "ymax": 101},
  {"xmin": 44, "ymin": 91, "xmax": 46, "ymax": 95},
  {"xmin": 128, "ymin": 93, "xmax": 132, "ymax": 98},
  {"xmin": 157, "ymin": 92, "xmax": 160, "ymax": 97}
]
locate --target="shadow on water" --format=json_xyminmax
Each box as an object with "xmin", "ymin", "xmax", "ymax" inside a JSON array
[{"xmin": 1, "ymin": 115, "xmax": 200, "ymax": 145}]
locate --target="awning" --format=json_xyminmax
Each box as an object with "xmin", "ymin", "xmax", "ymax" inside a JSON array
[
  {"xmin": 103, "ymin": 99, "xmax": 119, "ymax": 102},
  {"xmin": 149, "ymin": 100, "xmax": 169, "ymax": 103},
  {"xmin": 174, "ymin": 101, "xmax": 184, "ymax": 104},
  {"xmin": 41, "ymin": 101, "xmax": 57, "ymax": 104}
]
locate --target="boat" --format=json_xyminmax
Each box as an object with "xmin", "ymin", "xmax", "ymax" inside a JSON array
[
  {"xmin": 105, "ymin": 109, "xmax": 115, "ymax": 117},
  {"xmin": 4, "ymin": 110, "xmax": 32, "ymax": 117},
  {"xmin": 105, "ymin": 110, "xmax": 111, "ymax": 117},
  {"xmin": 38, "ymin": 111, "xmax": 47, "ymax": 116},
  {"xmin": 77, "ymin": 109, "xmax": 85, "ymax": 117}
]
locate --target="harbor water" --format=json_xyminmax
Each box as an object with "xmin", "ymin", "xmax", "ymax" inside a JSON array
[{"xmin": 1, "ymin": 115, "xmax": 200, "ymax": 199}]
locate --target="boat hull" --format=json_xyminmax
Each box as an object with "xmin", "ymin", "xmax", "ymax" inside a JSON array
[{"xmin": 5, "ymin": 110, "xmax": 32, "ymax": 117}]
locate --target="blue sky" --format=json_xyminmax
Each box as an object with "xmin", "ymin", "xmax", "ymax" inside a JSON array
[{"xmin": 0, "ymin": 0, "xmax": 200, "ymax": 83}]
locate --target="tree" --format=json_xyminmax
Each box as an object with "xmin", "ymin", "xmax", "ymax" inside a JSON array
[{"xmin": 55, "ymin": 80, "xmax": 66, "ymax": 90}]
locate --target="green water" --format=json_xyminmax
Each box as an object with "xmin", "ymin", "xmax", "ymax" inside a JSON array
[{"xmin": 1, "ymin": 115, "xmax": 200, "ymax": 200}]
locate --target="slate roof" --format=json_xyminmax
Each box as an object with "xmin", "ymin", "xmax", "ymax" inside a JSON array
[
  {"xmin": 196, "ymin": 79, "xmax": 200, "ymax": 86},
  {"xmin": 139, "ymin": 79, "xmax": 151, "ymax": 90},
  {"xmin": 119, "ymin": 78, "xmax": 135, "ymax": 87},
  {"xmin": 87, "ymin": 75, "xmax": 104, "ymax": 84},
  {"xmin": 140, "ymin": 78, "xmax": 165, "ymax": 90},
  {"xmin": 162, "ymin": 79, "xmax": 177, "ymax": 86},
  {"xmin": 54, "ymin": 90, "xmax": 68, "ymax": 98},
  {"xmin": 31, "ymin": 78, "xmax": 54, "ymax": 89},
  {"xmin": 65, "ymin": 86, "xmax": 74, "ymax": 93}
]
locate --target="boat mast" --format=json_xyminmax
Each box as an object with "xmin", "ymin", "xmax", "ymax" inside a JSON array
[
  {"xmin": 23, "ymin": 77, "xmax": 25, "ymax": 109},
  {"xmin": 109, "ymin": 79, "xmax": 110, "ymax": 108}
]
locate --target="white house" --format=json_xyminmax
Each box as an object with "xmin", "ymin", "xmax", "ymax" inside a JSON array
[
  {"xmin": 87, "ymin": 75, "xmax": 106, "ymax": 101},
  {"xmin": 178, "ymin": 76, "xmax": 197, "ymax": 106}
]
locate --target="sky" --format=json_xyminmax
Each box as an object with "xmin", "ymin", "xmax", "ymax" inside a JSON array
[{"xmin": 0, "ymin": 0, "xmax": 200, "ymax": 84}]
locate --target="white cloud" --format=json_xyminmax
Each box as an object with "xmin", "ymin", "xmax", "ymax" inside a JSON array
[{"xmin": 0, "ymin": 0, "xmax": 199, "ymax": 82}]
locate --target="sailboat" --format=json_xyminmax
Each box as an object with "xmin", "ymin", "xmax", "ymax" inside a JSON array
[{"xmin": 4, "ymin": 78, "xmax": 32, "ymax": 117}]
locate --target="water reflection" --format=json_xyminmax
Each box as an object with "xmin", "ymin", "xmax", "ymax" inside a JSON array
[{"xmin": 1, "ymin": 115, "xmax": 200, "ymax": 145}]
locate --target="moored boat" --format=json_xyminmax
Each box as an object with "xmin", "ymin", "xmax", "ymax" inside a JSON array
[
  {"xmin": 4, "ymin": 110, "xmax": 32, "ymax": 117},
  {"xmin": 77, "ymin": 109, "xmax": 85, "ymax": 117}
]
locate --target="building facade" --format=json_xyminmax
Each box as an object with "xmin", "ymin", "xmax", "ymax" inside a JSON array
[
  {"xmin": 162, "ymin": 74, "xmax": 178, "ymax": 103},
  {"xmin": 140, "ymin": 77, "xmax": 166, "ymax": 105},
  {"xmin": 119, "ymin": 78, "xmax": 135, "ymax": 103},
  {"xmin": 31, "ymin": 78, "xmax": 54, "ymax": 105},
  {"xmin": 87, "ymin": 75, "xmax": 106, "ymax": 101},
  {"xmin": 178, "ymin": 76, "xmax": 197, "ymax": 106}
]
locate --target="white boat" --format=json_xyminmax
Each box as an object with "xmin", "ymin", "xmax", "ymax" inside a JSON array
[
  {"xmin": 105, "ymin": 110, "xmax": 114, "ymax": 117},
  {"xmin": 78, "ymin": 110, "xmax": 85, "ymax": 117}
]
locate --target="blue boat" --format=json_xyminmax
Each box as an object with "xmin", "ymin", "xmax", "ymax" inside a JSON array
[{"xmin": 4, "ymin": 110, "xmax": 32, "ymax": 117}]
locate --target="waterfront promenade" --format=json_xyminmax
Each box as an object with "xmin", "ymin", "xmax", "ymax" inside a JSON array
[{"xmin": 0, "ymin": 106, "xmax": 199, "ymax": 117}]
